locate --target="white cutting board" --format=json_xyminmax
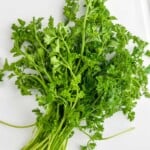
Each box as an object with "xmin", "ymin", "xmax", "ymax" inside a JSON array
[{"xmin": 0, "ymin": 0, "xmax": 150, "ymax": 150}]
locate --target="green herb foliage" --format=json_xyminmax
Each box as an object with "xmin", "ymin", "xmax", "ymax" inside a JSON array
[
  {"xmin": 2, "ymin": 0, "xmax": 150, "ymax": 149},
  {"xmin": 0, "ymin": 70, "xmax": 3, "ymax": 81}
]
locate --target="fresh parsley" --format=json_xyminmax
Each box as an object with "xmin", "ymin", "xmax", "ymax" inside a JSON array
[{"xmin": 1, "ymin": 0, "xmax": 150, "ymax": 149}]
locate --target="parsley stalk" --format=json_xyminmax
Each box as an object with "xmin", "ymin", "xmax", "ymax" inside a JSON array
[
  {"xmin": 75, "ymin": 0, "xmax": 91, "ymax": 74},
  {"xmin": 0, "ymin": 120, "xmax": 35, "ymax": 128}
]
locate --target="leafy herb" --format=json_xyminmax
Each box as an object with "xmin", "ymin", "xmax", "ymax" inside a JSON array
[
  {"xmin": 145, "ymin": 50, "xmax": 150, "ymax": 57},
  {"xmin": 2, "ymin": 0, "xmax": 150, "ymax": 149}
]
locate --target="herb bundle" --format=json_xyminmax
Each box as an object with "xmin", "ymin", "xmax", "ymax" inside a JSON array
[{"xmin": 1, "ymin": 0, "xmax": 150, "ymax": 149}]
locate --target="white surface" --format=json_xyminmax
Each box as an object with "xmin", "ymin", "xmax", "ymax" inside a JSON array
[{"xmin": 0, "ymin": 0, "xmax": 150, "ymax": 150}]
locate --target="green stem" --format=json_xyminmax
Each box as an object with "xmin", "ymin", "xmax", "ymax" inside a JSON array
[
  {"xmin": 59, "ymin": 139, "xmax": 68, "ymax": 150},
  {"xmin": 31, "ymin": 136, "xmax": 49, "ymax": 150},
  {"xmin": 102, "ymin": 127, "xmax": 135, "ymax": 140},
  {"xmin": 59, "ymin": 28, "xmax": 70, "ymax": 54},
  {"xmin": 21, "ymin": 127, "xmax": 44, "ymax": 150},
  {"xmin": 29, "ymin": 74, "xmax": 48, "ymax": 92},
  {"xmin": 33, "ymin": 18, "xmax": 47, "ymax": 51},
  {"xmin": 81, "ymin": 127, "xmax": 135, "ymax": 143},
  {"xmin": 59, "ymin": 53, "xmax": 76, "ymax": 79},
  {"xmin": 0, "ymin": 120, "xmax": 35, "ymax": 128},
  {"xmin": 51, "ymin": 126, "xmax": 72, "ymax": 150},
  {"xmin": 21, "ymin": 119, "xmax": 72, "ymax": 150},
  {"xmin": 71, "ymin": 88, "xmax": 79, "ymax": 109},
  {"xmin": 75, "ymin": 1, "xmax": 91, "ymax": 74},
  {"xmin": 48, "ymin": 118, "xmax": 65, "ymax": 150},
  {"xmin": 33, "ymin": 18, "xmax": 53, "ymax": 83},
  {"xmin": 63, "ymin": 138, "xmax": 68, "ymax": 150}
]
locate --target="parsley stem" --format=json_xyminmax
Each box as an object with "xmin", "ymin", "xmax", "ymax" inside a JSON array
[
  {"xmin": 59, "ymin": 27, "xmax": 70, "ymax": 54},
  {"xmin": 75, "ymin": 1, "xmax": 91, "ymax": 74},
  {"xmin": 29, "ymin": 74, "xmax": 48, "ymax": 92},
  {"xmin": 33, "ymin": 18, "xmax": 47, "ymax": 51},
  {"xmin": 80, "ymin": 128, "xmax": 93, "ymax": 139},
  {"xmin": 102, "ymin": 127, "xmax": 135, "ymax": 140},
  {"xmin": 0, "ymin": 120, "xmax": 35, "ymax": 128},
  {"xmin": 59, "ymin": 53, "xmax": 76, "ymax": 78},
  {"xmin": 81, "ymin": 2, "xmax": 90, "ymax": 56},
  {"xmin": 51, "ymin": 127, "xmax": 72, "ymax": 150},
  {"xmin": 30, "ymin": 136, "xmax": 49, "ymax": 150},
  {"xmin": 48, "ymin": 116, "xmax": 66, "ymax": 149}
]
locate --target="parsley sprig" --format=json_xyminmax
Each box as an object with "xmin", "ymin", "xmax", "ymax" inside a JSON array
[{"xmin": 1, "ymin": 0, "xmax": 150, "ymax": 149}]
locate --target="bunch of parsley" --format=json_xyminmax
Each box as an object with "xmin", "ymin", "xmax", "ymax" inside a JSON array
[{"xmin": 1, "ymin": 0, "xmax": 150, "ymax": 149}]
